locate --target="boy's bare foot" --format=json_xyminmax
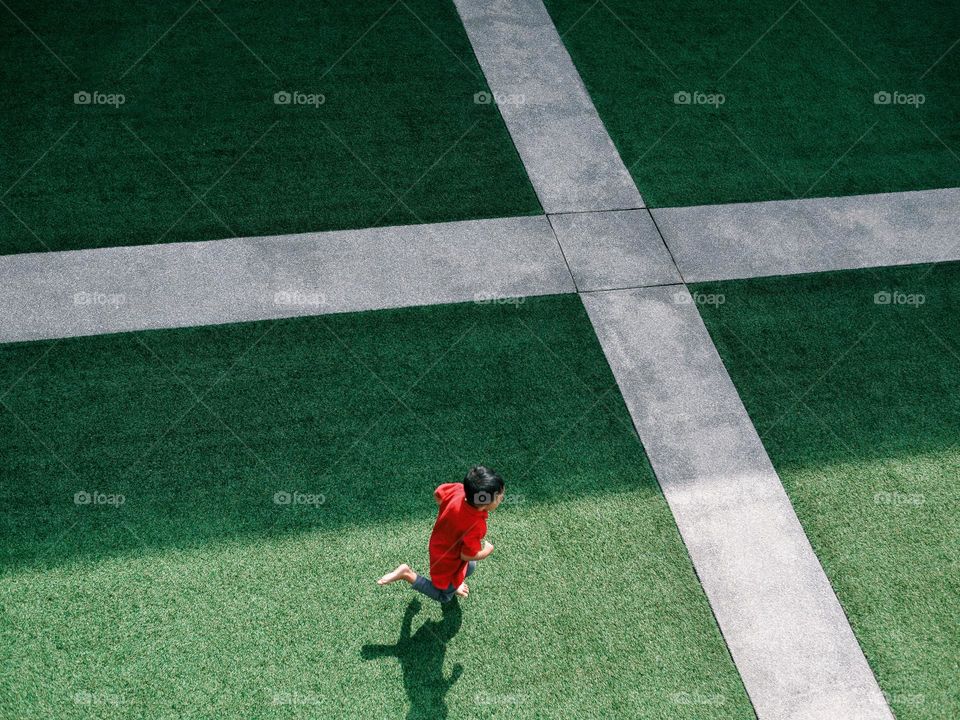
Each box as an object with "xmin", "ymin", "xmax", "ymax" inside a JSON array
[
  {"xmin": 455, "ymin": 582, "xmax": 469, "ymax": 598},
  {"xmin": 378, "ymin": 564, "xmax": 415, "ymax": 586}
]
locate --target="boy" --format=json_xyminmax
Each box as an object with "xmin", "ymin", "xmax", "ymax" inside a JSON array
[{"xmin": 377, "ymin": 466, "xmax": 504, "ymax": 602}]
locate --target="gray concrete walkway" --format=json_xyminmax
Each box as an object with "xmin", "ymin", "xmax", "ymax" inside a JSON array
[
  {"xmin": 654, "ymin": 187, "xmax": 960, "ymax": 282},
  {"xmin": 453, "ymin": 0, "xmax": 643, "ymax": 214},
  {"xmin": 0, "ymin": 216, "xmax": 573, "ymax": 342},
  {"xmin": 582, "ymin": 286, "xmax": 894, "ymax": 720}
]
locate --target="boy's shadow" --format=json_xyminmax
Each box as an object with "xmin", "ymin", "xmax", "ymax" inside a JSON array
[{"xmin": 361, "ymin": 599, "xmax": 463, "ymax": 720}]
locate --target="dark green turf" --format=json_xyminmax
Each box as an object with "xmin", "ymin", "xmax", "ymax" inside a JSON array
[
  {"xmin": 0, "ymin": 1, "xmax": 540, "ymax": 255},
  {"xmin": 545, "ymin": 0, "xmax": 960, "ymax": 207},
  {"xmin": 0, "ymin": 296, "xmax": 753, "ymax": 719},
  {"xmin": 694, "ymin": 264, "xmax": 960, "ymax": 719}
]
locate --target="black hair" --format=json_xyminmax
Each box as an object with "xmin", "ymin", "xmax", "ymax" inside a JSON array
[{"xmin": 463, "ymin": 466, "xmax": 504, "ymax": 508}]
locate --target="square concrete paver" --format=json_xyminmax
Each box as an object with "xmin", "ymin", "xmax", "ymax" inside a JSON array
[{"xmin": 549, "ymin": 210, "xmax": 681, "ymax": 291}]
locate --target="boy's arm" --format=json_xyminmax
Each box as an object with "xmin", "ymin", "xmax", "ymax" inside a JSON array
[{"xmin": 461, "ymin": 540, "xmax": 493, "ymax": 562}]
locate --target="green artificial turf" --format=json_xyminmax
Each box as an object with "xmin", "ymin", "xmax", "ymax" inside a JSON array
[
  {"xmin": 544, "ymin": 0, "xmax": 960, "ymax": 207},
  {"xmin": 693, "ymin": 264, "xmax": 960, "ymax": 720},
  {"xmin": 0, "ymin": 1, "xmax": 540, "ymax": 255},
  {"xmin": 0, "ymin": 296, "xmax": 753, "ymax": 719}
]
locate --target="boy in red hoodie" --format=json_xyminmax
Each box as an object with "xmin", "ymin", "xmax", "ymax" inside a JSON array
[{"xmin": 377, "ymin": 466, "xmax": 504, "ymax": 602}]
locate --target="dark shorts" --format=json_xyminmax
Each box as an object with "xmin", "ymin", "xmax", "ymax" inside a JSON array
[{"xmin": 411, "ymin": 561, "xmax": 477, "ymax": 603}]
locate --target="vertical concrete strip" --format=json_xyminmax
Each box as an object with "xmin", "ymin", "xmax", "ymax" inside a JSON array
[
  {"xmin": 581, "ymin": 286, "xmax": 894, "ymax": 720},
  {"xmin": 453, "ymin": 0, "xmax": 644, "ymax": 213},
  {"xmin": 0, "ymin": 216, "xmax": 574, "ymax": 343},
  {"xmin": 653, "ymin": 187, "xmax": 960, "ymax": 282}
]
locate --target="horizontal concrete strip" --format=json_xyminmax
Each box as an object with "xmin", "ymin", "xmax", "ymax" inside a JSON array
[
  {"xmin": 582, "ymin": 286, "xmax": 893, "ymax": 720},
  {"xmin": 454, "ymin": 0, "xmax": 644, "ymax": 214},
  {"xmin": 0, "ymin": 216, "xmax": 575, "ymax": 343},
  {"xmin": 653, "ymin": 187, "xmax": 960, "ymax": 282}
]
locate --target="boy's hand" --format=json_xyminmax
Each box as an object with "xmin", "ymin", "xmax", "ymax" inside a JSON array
[{"xmin": 461, "ymin": 540, "xmax": 494, "ymax": 562}]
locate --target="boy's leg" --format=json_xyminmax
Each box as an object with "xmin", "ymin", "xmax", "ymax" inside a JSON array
[
  {"xmin": 411, "ymin": 574, "xmax": 457, "ymax": 603},
  {"xmin": 377, "ymin": 564, "xmax": 416, "ymax": 586},
  {"xmin": 378, "ymin": 564, "xmax": 461, "ymax": 603},
  {"xmin": 454, "ymin": 561, "xmax": 478, "ymax": 599}
]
